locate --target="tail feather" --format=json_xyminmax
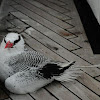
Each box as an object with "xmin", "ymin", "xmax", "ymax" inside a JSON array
[
  {"xmin": 38, "ymin": 61, "xmax": 81, "ymax": 82},
  {"xmin": 54, "ymin": 61, "xmax": 82, "ymax": 82},
  {"xmin": 59, "ymin": 61, "xmax": 76, "ymax": 68},
  {"xmin": 39, "ymin": 61, "xmax": 100, "ymax": 82},
  {"xmin": 54, "ymin": 68, "xmax": 81, "ymax": 82}
]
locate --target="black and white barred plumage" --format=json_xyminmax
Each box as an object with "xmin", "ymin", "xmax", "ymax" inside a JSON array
[
  {"xmin": 6, "ymin": 51, "xmax": 50, "ymax": 72},
  {"xmin": 4, "ymin": 50, "xmax": 80, "ymax": 94}
]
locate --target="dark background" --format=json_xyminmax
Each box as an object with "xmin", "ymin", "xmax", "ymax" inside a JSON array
[{"xmin": 74, "ymin": 0, "xmax": 100, "ymax": 54}]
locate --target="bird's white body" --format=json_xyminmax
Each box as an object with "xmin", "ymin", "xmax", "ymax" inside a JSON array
[
  {"xmin": 0, "ymin": 33, "xmax": 81, "ymax": 94},
  {"xmin": 5, "ymin": 71, "xmax": 53, "ymax": 94}
]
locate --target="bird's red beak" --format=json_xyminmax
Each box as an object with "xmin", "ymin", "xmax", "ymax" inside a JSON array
[{"xmin": 5, "ymin": 41, "xmax": 14, "ymax": 48}]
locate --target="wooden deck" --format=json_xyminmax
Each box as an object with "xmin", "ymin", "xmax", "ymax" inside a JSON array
[{"xmin": 0, "ymin": 0, "xmax": 100, "ymax": 100}]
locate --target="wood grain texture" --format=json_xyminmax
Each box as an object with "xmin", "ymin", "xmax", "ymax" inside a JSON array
[
  {"xmin": 63, "ymin": 80, "xmax": 100, "ymax": 100},
  {"xmin": 95, "ymin": 76, "xmax": 100, "ymax": 82},
  {"xmin": 46, "ymin": 82, "xmax": 80, "ymax": 100},
  {"xmin": 78, "ymin": 72, "xmax": 100, "ymax": 95},
  {"xmin": 13, "ymin": 0, "xmax": 72, "ymax": 30}
]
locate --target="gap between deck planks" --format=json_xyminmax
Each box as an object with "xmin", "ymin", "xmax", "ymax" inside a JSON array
[
  {"xmin": 12, "ymin": 0, "xmax": 73, "ymax": 29},
  {"xmin": 95, "ymin": 76, "xmax": 100, "ymax": 82},
  {"xmin": 11, "ymin": 3, "xmax": 72, "ymax": 31}
]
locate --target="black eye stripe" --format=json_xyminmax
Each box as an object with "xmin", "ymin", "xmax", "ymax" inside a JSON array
[
  {"xmin": 4, "ymin": 35, "xmax": 21, "ymax": 45},
  {"xmin": 14, "ymin": 36, "xmax": 21, "ymax": 45},
  {"xmin": 4, "ymin": 38, "xmax": 6, "ymax": 43}
]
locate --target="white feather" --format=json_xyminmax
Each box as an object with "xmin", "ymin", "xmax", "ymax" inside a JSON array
[
  {"xmin": 54, "ymin": 62, "xmax": 82, "ymax": 82},
  {"xmin": 54, "ymin": 68, "xmax": 81, "ymax": 82}
]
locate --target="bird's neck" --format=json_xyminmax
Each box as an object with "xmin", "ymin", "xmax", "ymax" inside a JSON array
[
  {"xmin": 0, "ymin": 41, "xmax": 25, "ymax": 58},
  {"xmin": 1, "ymin": 48, "xmax": 23, "ymax": 55},
  {"xmin": 0, "ymin": 45, "xmax": 24, "ymax": 58}
]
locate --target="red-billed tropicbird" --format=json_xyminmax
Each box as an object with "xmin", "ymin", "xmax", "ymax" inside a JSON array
[
  {"xmin": 0, "ymin": 32, "xmax": 25, "ymax": 81},
  {"xmin": 1, "ymin": 32, "xmax": 98, "ymax": 94}
]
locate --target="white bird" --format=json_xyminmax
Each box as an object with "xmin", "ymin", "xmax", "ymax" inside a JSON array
[
  {"xmin": 0, "ymin": 32, "xmax": 25, "ymax": 81},
  {"xmin": 0, "ymin": 33, "xmax": 81, "ymax": 94},
  {"xmin": 5, "ymin": 53, "xmax": 80, "ymax": 94}
]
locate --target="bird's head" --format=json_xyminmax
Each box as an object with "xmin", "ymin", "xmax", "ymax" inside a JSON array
[{"xmin": 1, "ymin": 32, "xmax": 25, "ymax": 50}]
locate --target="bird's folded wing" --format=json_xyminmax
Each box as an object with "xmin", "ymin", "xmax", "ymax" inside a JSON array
[{"xmin": 5, "ymin": 50, "xmax": 50, "ymax": 67}]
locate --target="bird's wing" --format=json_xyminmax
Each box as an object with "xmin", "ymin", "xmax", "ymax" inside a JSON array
[
  {"xmin": 5, "ymin": 50, "xmax": 50, "ymax": 72},
  {"xmin": 5, "ymin": 69, "xmax": 38, "ymax": 94},
  {"xmin": 5, "ymin": 67, "xmax": 52, "ymax": 94}
]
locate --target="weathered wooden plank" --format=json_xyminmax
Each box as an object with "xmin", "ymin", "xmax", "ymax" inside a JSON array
[
  {"xmin": 6, "ymin": 5, "xmax": 17, "ymax": 13},
  {"xmin": 13, "ymin": 0, "xmax": 72, "ymax": 30},
  {"xmin": 63, "ymin": 80, "xmax": 100, "ymax": 100},
  {"xmin": 47, "ymin": 0, "xmax": 67, "ymax": 6},
  {"xmin": 8, "ymin": 16, "xmax": 28, "ymax": 28},
  {"xmin": 25, "ymin": 44, "xmax": 33, "ymax": 51},
  {"xmin": 23, "ymin": 0, "xmax": 71, "ymax": 20},
  {"xmin": 73, "ymin": 47, "xmax": 100, "ymax": 65},
  {"xmin": 21, "ymin": 32, "xmax": 66, "ymax": 62},
  {"xmin": 63, "ymin": 0, "xmax": 84, "ymax": 35},
  {"xmin": 46, "ymin": 82, "xmax": 80, "ymax": 100},
  {"xmin": 69, "ymin": 33, "xmax": 89, "ymax": 49},
  {"xmin": 59, "ymin": 0, "xmax": 73, "ymax": 10},
  {"xmin": 95, "ymin": 76, "xmax": 100, "ymax": 82},
  {"xmin": 6, "ymin": 21, "xmax": 15, "ymax": 30},
  {"xmin": 10, "ymin": 94, "xmax": 34, "ymax": 100},
  {"xmin": 25, "ymin": 27, "xmax": 80, "ymax": 51},
  {"xmin": 10, "ymin": 11, "xmax": 76, "ymax": 39},
  {"xmin": 30, "ymin": 88, "xmax": 57, "ymax": 100},
  {"xmin": 33, "ymin": 0, "xmax": 69, "ymax": 13},
  {"xmin": 12, "ymin": 4, "xmax": 72, "ymax": 31},
  {"xmin": 11, "ymin": 11, "xmax": 80, "ymax": 50},
  {"xmin": 78, "ymin": 72, "xmax": 100, "ymax": 96},
  {"xmin": 58, "ymin": 0, "xmax": 70, "ymax": 3},
  {"xmin": 81, "ymin": 68, "xmax": 100, "ymax": 77},
  {"xmin": 7, "ymin": 15, "xmax": 29, "ymax": 32}
]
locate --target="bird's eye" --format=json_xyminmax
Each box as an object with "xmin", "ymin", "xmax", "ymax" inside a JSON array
[{"xmin": 14, "ymin": 35, "xmax": 21, "ymax": 45}]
